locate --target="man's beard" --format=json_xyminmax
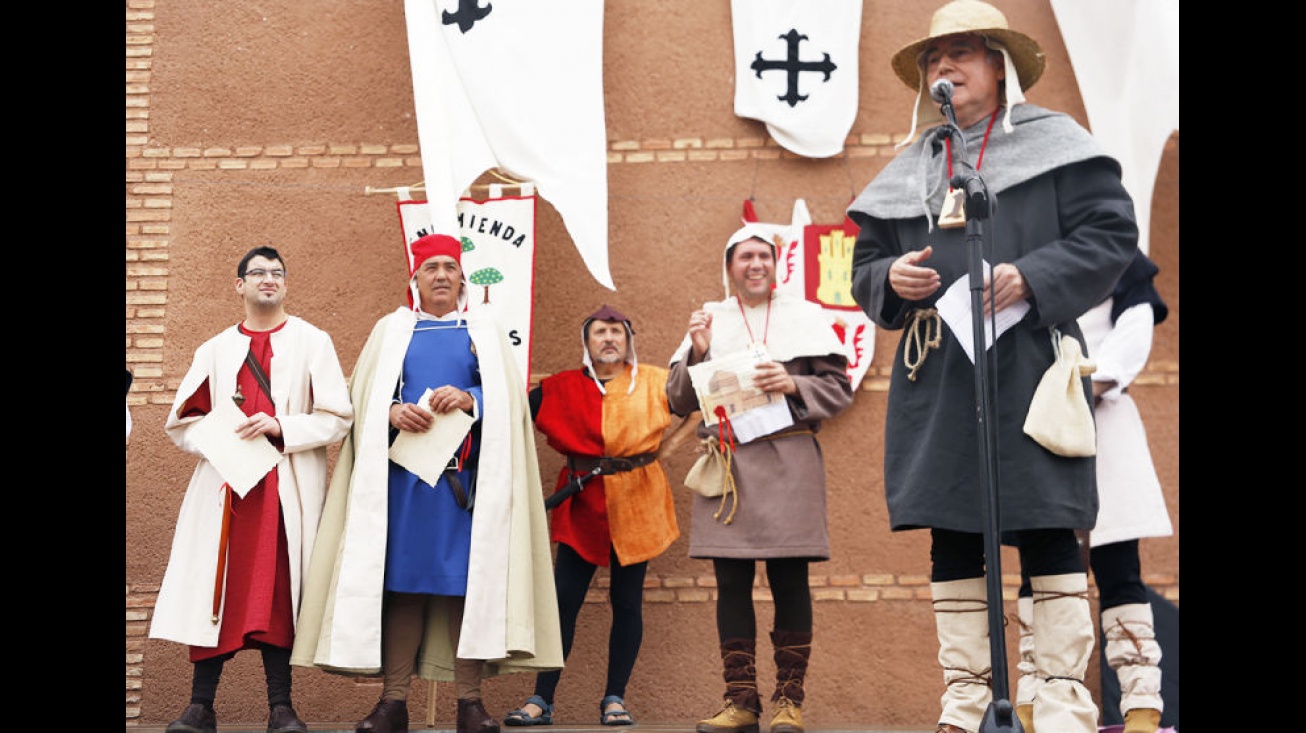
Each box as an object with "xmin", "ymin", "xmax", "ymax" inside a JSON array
[{"xmin": 249, "ymin": 291, "xmax": 284, "ymax": 310}]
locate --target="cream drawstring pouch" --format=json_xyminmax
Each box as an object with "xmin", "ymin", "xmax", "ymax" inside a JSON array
[{"xmin": 1023, "ymin": 328, "xmax": 1098, "ymax": 457}]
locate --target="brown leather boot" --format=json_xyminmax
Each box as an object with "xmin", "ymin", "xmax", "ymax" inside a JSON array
[
  {"xmin": 1122, "ymin": 707, "xmax": 1162, "ymax": 733},
  {"xmin": 458, "ymin": 697, "xmax": 501, "ymax": 733},
  {"xmin": 770, "ymin": 698, "xmax": 803, "ymax": 733},
  {"xmin": 769, "ymin": 630, "xmax": 812, "ymax": 733},
  {"xmin": 356, "ymin": 698, "xmax": 408, "ymax": 733},
  {"xmin": 696, "ymin": 637, "xmax": 761, "ymax": 733},
  {"xmin": 166, "ymin": 703, "xmax": 216, "ymax": 733},
  {"xmin": 268, "ymin": 703, "xmax": 308, "ymax": 733}
]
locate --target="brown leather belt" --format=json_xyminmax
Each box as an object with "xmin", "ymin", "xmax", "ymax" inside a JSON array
[
  {"xmin": 754, "ymin": 426, "xmax": 815, "ymax": 443},
  {"xmin": 566, "ymin": 453, "xmax": 657, "ymax": 475},
  {"xmin": 444, "ymin": 456, "xmax": 478, "ymax": 511}
]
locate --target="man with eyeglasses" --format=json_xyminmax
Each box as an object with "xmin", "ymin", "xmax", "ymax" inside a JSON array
[
  {"xmin": 151, "ymin": 246, "xmax": 354, "ymax": 733},
  {"xmin": 293, "ymin": 233, "xmax": 562, "ymax": 733}
]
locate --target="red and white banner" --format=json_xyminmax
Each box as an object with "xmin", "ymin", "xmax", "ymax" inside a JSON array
[
  {"xmin": 742, "ymin": 199, "xmax": 875, "ymax": 390},
  {"xmin": 404, "ymin": 0, "xmax": 612, "ymax": 289},
  {"xmin": 731, "ymin": 0, "xmax": 862, "ymax": 158},
  {"xmin": 396, "ymin": 186, "xmax": 538, "ymax": 383}
]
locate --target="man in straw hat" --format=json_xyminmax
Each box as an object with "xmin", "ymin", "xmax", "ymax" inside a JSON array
[
  {"xmin": 668, "ymin": 224, "xmax": 853, "ymax": 733},
  {"xmin": 846, "ymin": 2, "xmax": 1140, "ymax": 732},
  {"xmin": 291, "ymin": 233, "xmax": 562, "ymax": 733},
  {"xmin": 504, "ymin": 305, "xmax": 679, "ymax": 728}
]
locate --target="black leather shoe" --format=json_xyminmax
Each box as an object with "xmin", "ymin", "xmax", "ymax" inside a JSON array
[
  {"xmin": 356, "ymin": 698, "xmax": 409, "ymax": 733},
  {"xmin": 268, "ymin": 703, "xmax": 308, "ymax": 733},
  {"xmin": 458, "ymin": 697, "xmax": 501, "ymax": 733},
  {"xmin": 166, "ymin": 703, "xmax": 217, "ymax": 733}
]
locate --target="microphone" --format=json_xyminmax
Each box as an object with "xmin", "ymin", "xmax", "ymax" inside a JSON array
[
  {"xmin": 930, "ymin": 78, "xmax": 962, "ymax": 147},
  {"xmin": 929, "ymin": 78, "xmax": 954, "ymax": 104},
  {"xmin": 930, "ymin": 79, "xmax": 959, "ymax": 130}
]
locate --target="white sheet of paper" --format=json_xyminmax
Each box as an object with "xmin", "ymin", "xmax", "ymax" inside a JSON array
[
  {"xmin": 724, "ymin": 399, "xmax": 795, "ymax": 444},
  {"xmin": 187, "ymin": 397, "xmax": 283, "ymax": 498},
  {"xmin": 688, "ymin": 344, "xmax": 794, "ymax": 444},
  {"xmin": 936, "ymin": 260, "xmax": 1030, "ymax": 364},
  {"xmin": 388, "ymin": 388, "xmax": 476, "ymax": 487}
]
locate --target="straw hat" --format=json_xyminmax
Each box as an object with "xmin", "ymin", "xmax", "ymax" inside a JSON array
[{"xmin": 890, "ymin": 0, "xmax": 1045, "ymax": 93}]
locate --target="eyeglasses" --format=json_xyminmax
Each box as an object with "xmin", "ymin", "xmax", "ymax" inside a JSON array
[{"xmin": 244, "ymin": 268, "xmax": 286, "ymax": 281}]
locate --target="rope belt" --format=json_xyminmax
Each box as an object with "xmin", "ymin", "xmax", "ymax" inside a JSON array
[
  {"xmin": 566, "ymin": 452, "xmax": 658, "ymax": 474},
  {"xmin": 904, "ymin": 307, "xmax": 942, "ymax": 382},
  {"xmin": 709, "ymin": 425, "xmax": 816, "ymax": 526}
]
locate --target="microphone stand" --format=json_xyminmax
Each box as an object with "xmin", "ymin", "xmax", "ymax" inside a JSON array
[{"xmin": 937, "ymin": 100, "xmax": 1022, "ymax": 733}]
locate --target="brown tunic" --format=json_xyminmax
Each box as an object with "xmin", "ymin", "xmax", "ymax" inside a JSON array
[{"xmin": 668, "ymin": 351, "xmax": 852, "ymax": 560}]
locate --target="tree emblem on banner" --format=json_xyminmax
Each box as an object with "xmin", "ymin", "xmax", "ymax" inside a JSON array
[{"xmin": 395, "ymin": 192, "xmax": 538, "ymax": 385}]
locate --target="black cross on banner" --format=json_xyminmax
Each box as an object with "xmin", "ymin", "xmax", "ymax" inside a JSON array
[
  {"xmin": 750, "ymin": 29, "xmax": 837, "ymax": 108},
  {"xmin": 442, "ymin": 0, "xmax": 492, "ymax": 33}
]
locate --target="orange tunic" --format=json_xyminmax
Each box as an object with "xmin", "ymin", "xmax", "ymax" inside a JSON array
[{"xmin": 535, "ymin": 364, "xmax": 678, "ymax": 566}]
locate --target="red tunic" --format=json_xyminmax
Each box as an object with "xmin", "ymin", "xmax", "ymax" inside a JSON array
[
  {"xmin": 179, "ymin": 322, "xmax": 294, "ymax": 660},
  {"xmin": 535, "ymin": 365, "xmax": 678, "ymax": 567}
]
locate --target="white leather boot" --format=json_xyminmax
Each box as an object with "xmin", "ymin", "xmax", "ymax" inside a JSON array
[
  {"xmin": 1029, "ymin": 573, "xmax": 1098, "ymax": 733},
  {"xmin": 1014, "ymin": 594, "xmax": 1038, "ymax": 732},
  {"xmin": 1101, "ymin": 602, "xmax": 1163, "ymax": 733},
  {"xmin": 931, "ymin": 578, "xmax": 992, "ymax": 733}
]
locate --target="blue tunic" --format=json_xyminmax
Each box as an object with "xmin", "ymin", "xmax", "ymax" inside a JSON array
[{"xmin": 384, "ymin": 318, "xmax": 483, "ymax": 596}]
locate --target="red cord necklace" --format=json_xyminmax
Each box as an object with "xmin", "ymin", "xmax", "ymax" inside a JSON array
[
  {"xmin": 939, "ymin": 107, "xmax": 1000, "ymax": 229},
  {"xmin": 736, "ymin": 294, "xmax": 772, "ymax": 348}
]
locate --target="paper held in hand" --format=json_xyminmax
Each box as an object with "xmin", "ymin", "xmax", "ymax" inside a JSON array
[
  {"xmin": 936, "ymin": 259, "xmax": 1030, "ymax": 363},
  {"xmin": 188, "ymin": 397, "xmax": 283, "ymax": 498},
  {"xmin": 389, "ymin": 387, "xmax": 476, "ymax": 486},
  {"xmin": 687, "ymin": 344, "xmax": 794, "ymax": 444}
]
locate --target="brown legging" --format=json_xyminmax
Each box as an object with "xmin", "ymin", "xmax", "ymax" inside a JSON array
[{"xmin": 381, "ymin": 591, "xmax": 486, "ymax": 701}]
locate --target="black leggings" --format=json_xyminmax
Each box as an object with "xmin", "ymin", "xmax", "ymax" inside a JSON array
[
  {"xmin": 189, "ymin": 642, "xmax": 292, "ymax": 709},
  {"xmin": 931, "ymin": 527, "xmax": 1083, "ymax": 583},
  {"xmin": 1017, "ymin": 539, "xmax": 1147, "ymax": 610},
  {"xmin": 533, "ymin": 543, "xmax": 647, "ymax": 703},
  {"xmin": 712, "ymin": 557, "xmax": 812, "ymax": 640}
]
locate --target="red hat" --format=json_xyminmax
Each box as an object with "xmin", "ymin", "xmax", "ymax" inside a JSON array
[
  {"xmin": 409, "ymin": 233, "xmax": 463, "ymax": 275},
  {"xmin": 406, "ymin": 233, "xmax": 465, "ymax": 309}
]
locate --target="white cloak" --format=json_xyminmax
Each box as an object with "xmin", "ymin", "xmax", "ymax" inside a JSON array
[
  {"xmin": 1080, "ymin": 299, "xmax": 1174, "ymax": 547},
  {"xmin": 291, "ymin": 307, "xmax": 562, "ymax": 680},
  {"xmin": 149, "ymin": 316, "xmax": 354, "ymax": 647}
]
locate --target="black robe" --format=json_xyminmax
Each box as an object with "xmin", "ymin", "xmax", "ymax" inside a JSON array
[{"xmin": 847, "ymin": 106, "xmax": 1137, "ymax": 533}]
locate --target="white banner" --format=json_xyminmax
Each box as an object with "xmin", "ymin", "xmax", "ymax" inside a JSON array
[
  {"xmin": 397, "ymin": 189, "xmax": 537, "ymax": 383},
  {"xmin": 731, "ymin": 0, "xmax": 862, "ymax": 158},
  {"xmin": 404, "ymin": 0, "xmax": 612, "ymax": 289},
  {"xmin": 1050, "ymin": 0, "xmax": 1178, "ymax": 256},
  {"xmin": 744, "ymin": 199, "xmax": 875, "ymax": 390}
]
